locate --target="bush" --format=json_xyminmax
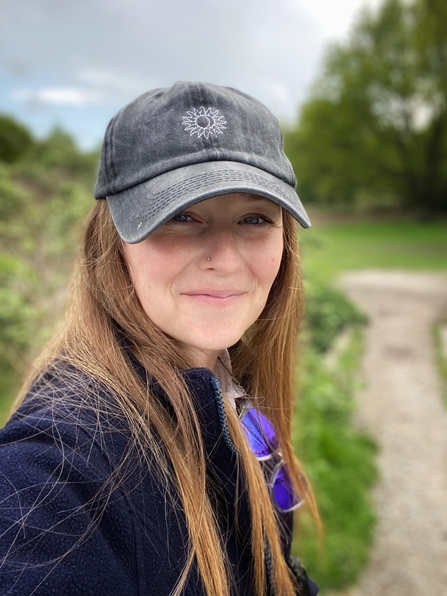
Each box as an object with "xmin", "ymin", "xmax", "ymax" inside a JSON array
[
  {"xmin": 0, "ymin": 123, "xmax": 95, "ymax": 422},
  {"xmin": 303, "ymin": 279, "xmax": 368, "ymax": 353},
  {"xmin": 0, "ymin": 115, "xmax": 33, "ymax": 164},
  {"xmin": 293, "ymin": 328, "xmax": 377, "ymax": 591}
]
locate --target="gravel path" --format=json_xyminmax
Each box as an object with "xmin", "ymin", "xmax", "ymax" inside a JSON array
[{"xmin": 335, "ymin": 270, "xmax": 447, "ymax": 596}]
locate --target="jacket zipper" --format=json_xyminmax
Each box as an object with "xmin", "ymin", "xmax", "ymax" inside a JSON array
[{"xmin": 210, "ymin": 375, "xmax": 241, "ymax": 456}]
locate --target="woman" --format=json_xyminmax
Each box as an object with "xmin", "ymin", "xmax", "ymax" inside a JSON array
[{"xmin": 0, "ymin": 82, "xmax": 319, "ymax": 595}]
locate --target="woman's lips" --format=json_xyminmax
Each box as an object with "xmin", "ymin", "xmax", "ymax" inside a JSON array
[
  {"xmin": 185, "ymin": 290, "xmax": 245, "ymax": 298},
  {"xmin": 182, "ymin": 290, "xmax": 246, "ymax": 303}
]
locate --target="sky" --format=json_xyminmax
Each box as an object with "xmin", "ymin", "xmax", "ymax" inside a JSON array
[{"xmin": 0, "ymin": 0, "xmax": 382, "ymax": 149}]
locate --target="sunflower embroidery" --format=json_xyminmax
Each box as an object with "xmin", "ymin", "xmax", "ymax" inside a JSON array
[{"xmin": 182, "ymin": 107, "xmax": 227, "ymax": 139}]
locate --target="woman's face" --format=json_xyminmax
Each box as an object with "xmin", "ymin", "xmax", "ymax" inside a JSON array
[{"xmin": 122, "ymin": 193, "xmax": 284, "ymax": 369}]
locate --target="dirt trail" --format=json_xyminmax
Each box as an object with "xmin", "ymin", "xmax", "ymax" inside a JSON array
[{"xmin": 336, "ymin": 270, "xmax": 447, "ymax": 596}]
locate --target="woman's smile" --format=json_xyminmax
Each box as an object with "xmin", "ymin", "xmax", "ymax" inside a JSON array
[{"xmin": 181, "ymin": 289, "xmax": 247, "ymax": 303}]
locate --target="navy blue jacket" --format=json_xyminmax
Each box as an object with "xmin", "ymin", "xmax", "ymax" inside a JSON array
[{"xmin": 0, "ymin": 361, "xmax": 317, "ymax": 595}]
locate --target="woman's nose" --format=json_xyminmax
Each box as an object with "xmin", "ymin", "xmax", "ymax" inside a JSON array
[{"xmin": 201, "ymin": 227, "xmax": 244, "ymax": 274}]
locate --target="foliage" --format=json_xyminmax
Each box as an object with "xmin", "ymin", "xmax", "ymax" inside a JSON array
[
  {"xmin": 0, "ymin": 115, "xmax": 33, "ymax": 164},
  {"xmin": 0, "ymin": 115, "xmax": 97, "ymax": 413},
  {"xmin": 285, "ymin": 0, "xmax": 447, "ymax": 213},
  {"xmin": 293, "ymin": 330, "xmax": 378, "ymax": 591},
  {"xmin": 302, "ymin": 279, "xmax": 367, "ymax": 353},
  {"xmin": 28, "ymin": 127, "xmax": 99, "ymax": 185}
]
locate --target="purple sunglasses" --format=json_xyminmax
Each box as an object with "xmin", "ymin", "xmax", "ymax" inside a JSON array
[{"xmin": 238, "ymin": 401, "xmax": 302, "ymax": 513}]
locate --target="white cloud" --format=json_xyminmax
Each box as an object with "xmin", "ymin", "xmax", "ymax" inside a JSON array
[
  {"xmin": 13, "ymin": 87, "xmax": 104, "ymax": 106},
  {"xmin": 77, "ymin": 69, "xmax": 148, "ymax": 92},
  {"xmin": 268, "ymin": 83, "xmax": 291, "ymax": 103},
  {"xmin": 297, "ymin": 0, "xmax": 383, "ymax": 39}
]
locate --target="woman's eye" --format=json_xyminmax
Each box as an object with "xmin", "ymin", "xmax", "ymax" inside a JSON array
[
  {"xmin": 242, "ymin": 214, "xmax": 270, "ymax": 225},
  {"xmin": 171, "ymin": 212, "xmax": 194, "ymax": 223}
]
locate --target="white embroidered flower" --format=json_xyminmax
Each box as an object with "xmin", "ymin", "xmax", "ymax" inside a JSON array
[{"xmin": 182, "ymin": 107, "xmax": 227, "ymax": 139}]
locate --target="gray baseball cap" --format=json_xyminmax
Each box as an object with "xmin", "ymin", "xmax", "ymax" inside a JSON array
[{"xmin": 94, "ymin": 81, "xmax": 310, "ymax": 243}]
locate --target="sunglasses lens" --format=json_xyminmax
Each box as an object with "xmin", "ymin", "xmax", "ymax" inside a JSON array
[
  {"xmin": 272, "ymin": 464, "xmax": 301, "ymax": 512},
  {"xmin": 239, "ymin": 405, "xmax": 301, "ymax": 511},
  {"xmin": 240, "ymin": 408, "xmax": 278, "ymax": 459}
]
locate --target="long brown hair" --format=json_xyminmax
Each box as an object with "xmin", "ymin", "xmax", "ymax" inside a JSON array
[{"xmin": 15, "ymin": 199, "xmax": 318, "ymax": 596}]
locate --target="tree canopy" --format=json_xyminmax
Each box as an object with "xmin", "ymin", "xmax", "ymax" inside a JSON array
[
  {"xmin": 285, "ymin": 0, "xmax": 447, "ymax": 213},
  {"xmin": 0, "ymin": 115, "xmax": 33, "ymax": 164}
]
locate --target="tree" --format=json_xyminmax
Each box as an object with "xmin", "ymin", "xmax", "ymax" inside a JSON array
[
  {"xmin": 285, "ymin": 0, "xmax": 447, "ymax": 213},
  {"xmin": 0, "ymin": 115, "xmax": 33, "ymax": 164}
]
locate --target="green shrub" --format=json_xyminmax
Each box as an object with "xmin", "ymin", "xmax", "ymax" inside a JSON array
[
  {"xmin": 0, "ymin": 114, "xmax": 33, "ymax": 164},
  {"xmin": 0, "ymin": 123, "xmax": 95, "ymax": 424},
  {"xmin": 303, "ymin": 279, "xmax": 367, "ymax": 353},
  {"xmin": 293, "ymin": 329, "xmax": 377, "ymax": 591}
]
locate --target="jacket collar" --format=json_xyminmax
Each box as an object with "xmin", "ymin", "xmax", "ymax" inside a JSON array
[{"xmin": 124, "ymin": 346, "xmax": 241, "ymax": 460}]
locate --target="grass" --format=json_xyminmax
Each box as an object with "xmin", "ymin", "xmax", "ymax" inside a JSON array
[
  {"xmin": 293, "ymin": 328, "xmax": 378, "ymax": 592},
  {"xmin": 433, "ymin": 323, "xmax": 447, "ymax": 407},
  {"xmin": 299, "ymin": 217, "xmax": 447, "ymax": 282}
]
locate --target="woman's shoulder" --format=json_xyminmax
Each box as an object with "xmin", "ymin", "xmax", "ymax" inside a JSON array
[
  {"xmin": 0, "ymin": 362, "xmax": 187, "ymax": 596},
  {"xmin": 0, "ymin": 361, "xmax": 131, "ymax": 473},
  {"xmin": 13, "ymin": 358, "xmax": 126, "ymax": 418}
]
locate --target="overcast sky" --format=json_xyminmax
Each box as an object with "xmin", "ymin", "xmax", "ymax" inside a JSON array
[{"xmin": 0, "ymin": 0, "xmax": 382, "ymax": 149}]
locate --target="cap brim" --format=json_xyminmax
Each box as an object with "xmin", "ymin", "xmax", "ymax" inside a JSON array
[{"xmin": 106, "ymin": 160, "xmax": 311, "ymax": 243}]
